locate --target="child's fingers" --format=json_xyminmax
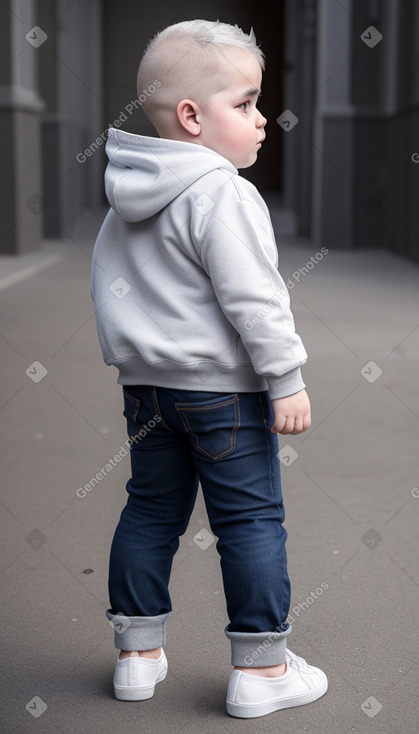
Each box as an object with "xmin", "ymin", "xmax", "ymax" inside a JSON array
[
  {"xmin": 277, "ymin": 415, "xmax": 295, "ymax": 434},
  {"xmin": 271, "ymin": 413, "xmax": 310, "ymax": 435},
  {"xmin": 290, "ymin": 415, "xmax": 304, "ymax": 434},
  {"xmin": 270, "ymin": 414, "xmax": 287, "ymax": 433},
  {"xmin": 270, "ymin": 413, "xmax": 298, "ymax": 434},
  {"xmin": 289, "ymin": 412, "xmax": 311, "ymax": 434}
]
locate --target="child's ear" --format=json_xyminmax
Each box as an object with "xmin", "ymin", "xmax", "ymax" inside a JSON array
[{"xmin": 176, "ymin": 99, "xmax": 201, "ymax": 136}]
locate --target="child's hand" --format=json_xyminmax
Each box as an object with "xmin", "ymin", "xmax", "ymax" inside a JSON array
[{"xmin": 270, "ymin": 389, "xmax": 311, "ymax": 435}]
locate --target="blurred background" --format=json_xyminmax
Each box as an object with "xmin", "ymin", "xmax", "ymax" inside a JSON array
[
  {"xmin": 1, "ymin": 3, "xmax": 419, "ymax": 733},
  {"xmin": 1, "ymin": 0, "xmax": 418, "ymax": 261}
]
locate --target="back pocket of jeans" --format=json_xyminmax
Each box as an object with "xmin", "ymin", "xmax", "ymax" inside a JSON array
[
  {"xmin": 175, "ymin": 394, "xmax": 240, "ymax": 460},
  {"xmin": 123, "ymin": 389, "xmax": 143, "ymax": 427}
]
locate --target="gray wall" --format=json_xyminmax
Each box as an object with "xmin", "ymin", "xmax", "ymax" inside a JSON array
[
  {"xmin": 1, "ymin": 0, "xmax": 418, "ymax": 262},
  {"xmin": 0, "ymin": 0, "xmax": 44, "ymax": 254},
  {"xmin": 38, "ymin": 0, "xmax": 104, "ymax": 237},
  {"xmin": 309, "ymin": 0, "xmax": 419, "ymax": 260}
]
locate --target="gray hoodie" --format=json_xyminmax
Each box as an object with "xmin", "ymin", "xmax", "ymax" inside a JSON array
[{"xmin": 90, "ymin": 127, "xmax": 307, "ymax": 399}]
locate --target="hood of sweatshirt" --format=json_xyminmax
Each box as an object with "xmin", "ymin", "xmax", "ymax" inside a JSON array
[{"xmin": 104, "ymin": 127, "xmax": 238, "ymax": 222}]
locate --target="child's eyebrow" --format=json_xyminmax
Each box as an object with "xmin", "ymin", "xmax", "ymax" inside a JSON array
[{"xmin": 241, "ymin": 87, "xmax": 261, "ymax": 98}]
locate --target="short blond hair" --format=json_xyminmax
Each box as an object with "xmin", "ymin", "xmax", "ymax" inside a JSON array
[{"xmin": 137, "ymin": 20, "xmax": 265, "ymax": 132}]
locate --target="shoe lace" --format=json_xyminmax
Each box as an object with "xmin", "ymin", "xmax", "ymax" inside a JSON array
[{"xmin": 286, "ymin": 649, "xmax": 312, "ymax": 674}]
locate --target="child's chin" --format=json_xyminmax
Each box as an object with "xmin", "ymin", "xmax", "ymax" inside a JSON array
[{"xmin": 237, "ymin": 155, "xmax": 257, "ymax": 170}]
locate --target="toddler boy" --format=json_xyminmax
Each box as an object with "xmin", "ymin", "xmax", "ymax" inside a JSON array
[{"xmin": 91, "ymin": 18, "xmax": 327, "ymax": 718}]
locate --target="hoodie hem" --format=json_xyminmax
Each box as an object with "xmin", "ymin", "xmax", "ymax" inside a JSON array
[{"xmin": 112, "ymin": 357, "xmax": 268, "ymax": 393}]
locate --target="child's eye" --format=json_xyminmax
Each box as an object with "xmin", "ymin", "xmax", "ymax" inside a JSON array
[{"xmin": 238, "ymin": 102, "xmax": 249, "ymax": 111}]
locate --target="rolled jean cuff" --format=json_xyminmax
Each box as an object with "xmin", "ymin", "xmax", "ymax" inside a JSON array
[
  {"xmin": 224, "ymin": 624, "xmax": 292, "ymax": 667},
  {"xmin": 106, "ymin": 609, "xmax": 170, "ymax": 650}
]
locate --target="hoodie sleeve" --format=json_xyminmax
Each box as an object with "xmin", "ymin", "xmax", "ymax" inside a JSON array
[{"xmin": 197, "ymin": 198, "xmax": 308, "ymax": 399}]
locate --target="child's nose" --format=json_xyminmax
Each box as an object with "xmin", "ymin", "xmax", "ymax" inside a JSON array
[
  {"xmin": 257, "ymin": 110, "xmax": 267, "ymax": 127},
  {"xmin": 256, "ymin": 110, "xmax": 268, "ymax": 127}
]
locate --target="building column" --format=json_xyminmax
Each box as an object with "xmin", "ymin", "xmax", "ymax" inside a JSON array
[
  {"xmin": 281, "ymin": 0, "xmax": 317, "ymax": 236},
  {"xmin": 0, "ymin": 0, "xmax": 45, "ymax": 254},
  {"xmin": 281, "ymin": 1, "xmax": 298, "ymax": 215},
  {"xmin": 39, "ymin": 0, "xmax": 104, "ymax": 238},
  {"xmin": 311, "ymin": 0, "xmax": 413, "ymax": 253},
  {"xmin": 311, "ymin": 0, "xmax": 355, "ymax": 249}
]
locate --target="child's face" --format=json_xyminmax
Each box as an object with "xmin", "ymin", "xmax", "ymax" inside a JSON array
[{"xmin": 197, "ymin": 51, "xmax": 267, "ymax": 169}]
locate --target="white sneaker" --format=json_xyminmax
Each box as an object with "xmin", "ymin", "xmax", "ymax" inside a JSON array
[
  {"xmin": 113, "ymin": 650, "xmax": 168, "ymax": 701},
  {"xmin": 226, "ymin": 649, "xmax": 328, "ymax": 718}
]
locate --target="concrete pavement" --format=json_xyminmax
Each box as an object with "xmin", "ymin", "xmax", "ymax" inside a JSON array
[{"xmin": 1, "ymin": 202, "xmax": 418, "ymax": 733}]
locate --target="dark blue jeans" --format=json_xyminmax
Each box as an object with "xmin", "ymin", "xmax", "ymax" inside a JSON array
[{"xmin": 106, "ymin": 386, "xmax": 292, "ymax": 667}]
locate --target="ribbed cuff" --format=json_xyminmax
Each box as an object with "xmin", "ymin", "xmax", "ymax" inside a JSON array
[
  {"xmin": 106, "ymin": 609, "xmax": 170, "ymax": 650},
  {"xmin": 267, "ymin": 367, "xmax": 306, "ymax": 400},
  {"xmin": 224, "ymin": 624, "xmax": 292, "ymax": 667}
]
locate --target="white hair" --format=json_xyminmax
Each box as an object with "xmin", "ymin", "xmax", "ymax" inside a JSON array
[
  {"xmin": 139, "ymin": 19, "xmax": 265, "ymax": 75},
  {"xmin": 136, "ymin": 19, "xmax": 265, "ymax": 131}
]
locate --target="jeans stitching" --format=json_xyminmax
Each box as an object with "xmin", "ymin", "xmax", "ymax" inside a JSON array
[
  {"xmin": 176, "ymin": 397, "xmax": 240, "ymax": 460},
  {"xmin": 151, "ymin": 387, "xmax": 177, "ymax": 433},
  {"xmin": 123, "ymin": 388, "xmax": 142, "ymax": 425},
  {"xmin": 174, "ymin": 396, "xmax": 238, "ymax": 411}
]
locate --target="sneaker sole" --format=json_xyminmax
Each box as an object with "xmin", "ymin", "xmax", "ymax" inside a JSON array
[
  {"xmin": 114, "ymin": 668, "xmax": 167, "ymax": 701},
  {"xmin": 226, "ymin": 677, "xmax": 328, "ymax": 718}
]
